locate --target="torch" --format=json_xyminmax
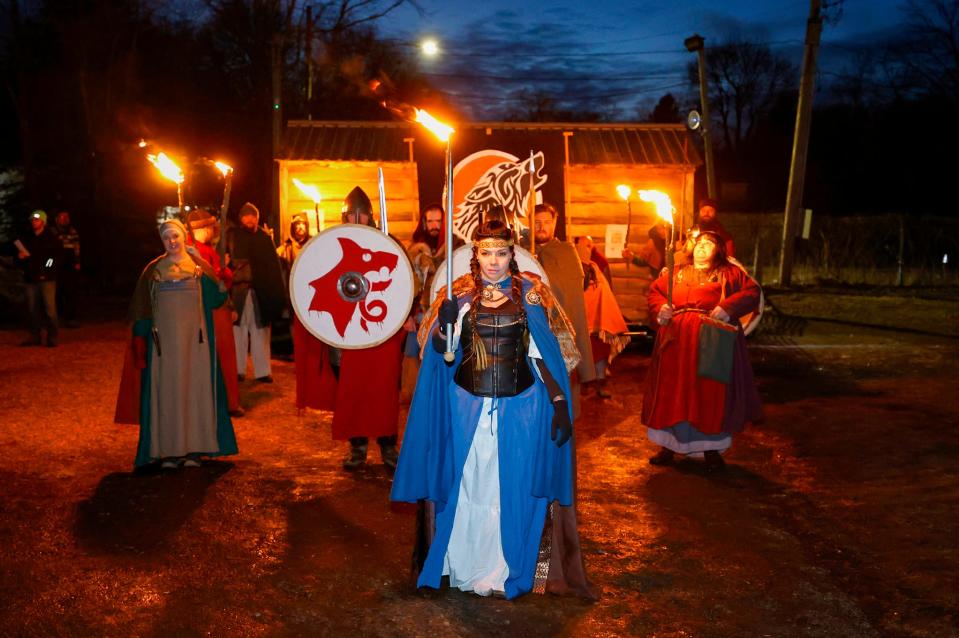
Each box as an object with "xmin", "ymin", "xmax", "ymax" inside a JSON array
[
  {"xmin": 146, "ymin": 151, "xmax": 186, "ymax": 220},
  {"xmin": 616, "ymin": 184, "xmax": 632, "ymax": 269},
  {"xmin": 413, "ymin": 108, "xmax": 456, "ymax": 362},
  {"xmin": 528, "ymin": 150, "xmax": 536, "ymax": 256},
  {"xmin": 292, "ymin": 177, "xmax": 323, "ymax": 234},
  {"xmin": 639, "ymin": 190, "xmax": 675, "ymax": 307},
  {"xmin": 214, "ymin": 161, "xmax": 233, "ymax": 259}
]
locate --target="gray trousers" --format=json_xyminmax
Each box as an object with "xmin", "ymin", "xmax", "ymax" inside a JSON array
[{"xmin": 25, "ymin": 281, "xmax": 58, "ymax": 343}]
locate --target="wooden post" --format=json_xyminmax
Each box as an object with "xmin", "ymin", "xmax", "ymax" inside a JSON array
[
  {"xmin": 897, "ymin": 215, "xmax": 905, "ymax": 286},
  {"xmin": 563, "ymin": 131, "xmax": 573, "ymax": 239},
  {"xmin": 305, "ymin": 5, "xmax": 313, "ymax": 120},
  {"xmin": 271, "ymin": 33, "xmax": 283, "ymax": 239},
  {"xmin": 778, "ymin": 0, "xmax": 823, "ymax": 286}
]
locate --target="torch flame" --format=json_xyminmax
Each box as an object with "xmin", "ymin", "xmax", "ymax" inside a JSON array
[
  {"xmin": 639, "ymin": 190, "xmax": 674, "ymax": 224},
  {"xmin": 415, "ymin": 108, "xmax": 454, "ymax": 142},
  {"xmin": 214, "ymin": 161, "xmax": 233, "ymax": 177},
  {"xmin": 137, "ymin": 139, "xmax": 147, "ymax": 148},
  {"xmin": 146, "ymin": 152, "xmax": 184, "ymax": 185},
  {"xmin": 616, "ymin": 184, "xmax": 631, "ymax": 201},
  {"xmin": 292, "ymin": 178, "xmax": 321, "ymax": 204}
]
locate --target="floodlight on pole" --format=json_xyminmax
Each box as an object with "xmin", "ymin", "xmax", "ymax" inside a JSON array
[{"xmin": 684, "ymin": 33, "xmax": 717, "ymax": 200}]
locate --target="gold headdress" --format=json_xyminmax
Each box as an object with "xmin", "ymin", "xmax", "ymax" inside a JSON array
[{"xmin": 473, "ymin": 237, "xmax": 514, "ymax": 250}]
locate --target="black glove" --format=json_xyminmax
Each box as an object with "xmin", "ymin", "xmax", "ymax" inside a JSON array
[
  {"xmin": 550, "ymin": 399, "xmax": 572, "ymax": 447},
  {"xmin": 438, "ymin": 298, "xmax": 458, "ymax": 330}
]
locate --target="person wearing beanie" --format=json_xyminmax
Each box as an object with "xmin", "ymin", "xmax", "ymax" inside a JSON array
[
  {"xmin": 693, "ymin": 198, "xmax": 736, "ymax": 259},
  {"xmin": 187, "ymin": 209, "xmax": 244, "ymax": 417},
  {"xmin": 15, "ymin": 209, "xmax": 61, "ymax": 346},
  {"xmin": 114, "ymin": 217, "xmax": 238, "ymax": 469},
  {"xmin": 280, "ymin": 212, "xmax": 338, "ymax": 414},
  {"xmin": 227, "ymin": 202, "xmax": 285, "ymax": 383}
]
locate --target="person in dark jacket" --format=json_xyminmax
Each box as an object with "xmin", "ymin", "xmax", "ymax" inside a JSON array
[
  {"xmin": 53, "ymin": 210, "xmax": 81, "ymax": 327},
  {"xmin": 16, "ymin": 210, "xmax": 60, "ymax": 347},
  {"xmin": 227, "ymin": 202, "xmax": 285, "ymax": 382}
]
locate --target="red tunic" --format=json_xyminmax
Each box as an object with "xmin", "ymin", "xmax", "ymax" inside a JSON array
[
  {"xmin": 331, "ymin": 329, "xmax": 406, "ymax": 440},
  {"xmin": 292, "ymin": 316, "xmax": 337, "ymax": 411},
  {"xmin": 642, "ymin": 264, "xmax": 762, "ymax": 435},
  {"xmin": 189, "ymin": 240, "xmax": 241, "ymax": 411}
]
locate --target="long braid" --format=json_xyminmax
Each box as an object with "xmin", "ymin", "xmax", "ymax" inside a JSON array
[
  {"xmin": 508, "ymin": 255, "xmax": 527, "ymax": 326},
  {"xmin": 467, "ymin": 255, "xmax": 486, "ymax": 370},
  {"xmin": 508, "ymin": 254, "xmax": 529, "ymax": 352}
]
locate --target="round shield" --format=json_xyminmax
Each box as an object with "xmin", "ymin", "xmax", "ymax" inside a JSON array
[
  {"xmin": 430, "ymin": 244, "xmax": 549, "ymax": 303},
  {"xmin": 290, "ymin": 224, "xmax": 414, "ymax": 349}
]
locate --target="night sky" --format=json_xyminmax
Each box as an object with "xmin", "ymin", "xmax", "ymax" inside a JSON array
[{"xmin": 374, "ymin": 0, "xmax": 903, "ymax": 120}]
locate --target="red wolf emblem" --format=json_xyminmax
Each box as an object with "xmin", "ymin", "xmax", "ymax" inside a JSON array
[
  {"xmin": 308, "ymin": 237, "xmax": 398, "ymax": 338},
  {"xmin": 453, "ymin": 150, "xmax": 547, "ymax": 240}
]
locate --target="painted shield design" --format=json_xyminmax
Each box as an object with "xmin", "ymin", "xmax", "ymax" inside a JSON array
[
  {"xmin": 430, "ymin": 244, "xmax": 550, "ymax": 304},
  {"xmin": 290, "ymin": 224, "xmax": 414, "ymax": 349}
]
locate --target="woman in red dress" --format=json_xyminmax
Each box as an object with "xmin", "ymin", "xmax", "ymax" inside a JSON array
[{"xmin": 642, "ymin": 231, "xmax": 762, "ymax": 472}]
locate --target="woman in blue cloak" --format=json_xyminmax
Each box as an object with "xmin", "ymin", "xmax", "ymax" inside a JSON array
[{"xmin": 391, "ymin": 220, "xmax": 595, "ymax": 600}]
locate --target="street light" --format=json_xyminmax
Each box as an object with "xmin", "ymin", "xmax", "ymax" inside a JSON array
[
  {"xmin": 684, "ymin": 33, "xmax": 717, "ymax": 201},
  {"xmin": 421, "ymin": 38, "xmax": 439, "ymax": 57}
]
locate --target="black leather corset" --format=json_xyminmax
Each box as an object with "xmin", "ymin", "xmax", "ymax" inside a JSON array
[{"xmin": 455, "ymin": 298, "xmax": 534, "ymax": 397}]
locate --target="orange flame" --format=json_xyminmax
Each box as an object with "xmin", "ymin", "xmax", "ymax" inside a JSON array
[
  {"xmin": 415, "ymin": 109, "xmax": 454, "ymax": 142},
  {"xmin": 214, "ymin": 161, "xmax": 233, "ymax": 177},
  {"xmin": 146, "ymin": 152, "xmax": 184, "ymax": 185},
  {"xmin": 639, "ymin": 190, "xmax": 674, "ymax": 224},
  {"xmin": 292, "ymin": 178, "xmax": 321, "ymax": 204},
  {"xmin": 616, "ymin": 184, "xmax": 631, "ymax": 201}
]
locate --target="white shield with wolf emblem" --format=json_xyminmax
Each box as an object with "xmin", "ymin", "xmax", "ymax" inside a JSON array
[
  {"xmin": 290, "ymin": 224, "xmax": 414, "ymax": 349},
  {"xmin": 430, "ymin": 244, "xmax": 550, "ymax": 303}
]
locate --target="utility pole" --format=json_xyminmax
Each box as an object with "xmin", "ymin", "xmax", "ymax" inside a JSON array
[
  {"xmin": 305, "ymin": 5, "xmax": 313, "ymax": 120},
  {"xmin": 778, "ymin": 0, "xmax": 823, "ymax": 286},
  {"xmin": 271, "ymin": 33, "xmax": 283, "ymax": 236},
  {"xmin": 685, "ymin": 34, "xmax": 717, "ymax": 200}
]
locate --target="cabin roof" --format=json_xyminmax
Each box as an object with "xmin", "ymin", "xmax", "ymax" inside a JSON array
[{"xmin": 280, "ymin": 120, "xmax": 702, "ymax": 166}]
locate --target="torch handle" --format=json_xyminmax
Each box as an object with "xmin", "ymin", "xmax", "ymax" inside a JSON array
[
  {"xmin": 444, "ymin": 139, "xmax": 455, "ymax": 362},
  {"xmin": 218, "ymin": 178, "xmax": 233, "ymax": 259},
  {"xmin": 666, "ymin": 222, "xmax": 675, "ymax": 307}
]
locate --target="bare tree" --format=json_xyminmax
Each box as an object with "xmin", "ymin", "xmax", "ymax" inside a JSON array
[
  {"xmin": 688, "ymin": 39, "xmax": 795, "ymax": 155},
  {"xmin": 891, "ymin": 0, "xmax": 959, "ymax": 105}
]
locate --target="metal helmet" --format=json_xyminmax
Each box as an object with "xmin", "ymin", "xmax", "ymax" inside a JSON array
[{"xmin": 341, "ymin": 186, "xmax": 375, "ymax": 227}]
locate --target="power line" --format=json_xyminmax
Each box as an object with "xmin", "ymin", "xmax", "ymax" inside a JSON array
[
  {"xmin": 443, "ymin": 80, "xmax": 691, "ymax": 102},
  {"xmin": 422, "ymin": 71, "xmax": 684, "ymax": 82},
  {"xmin": 395, "ymin": 38, "xmax": 805, "ymax": 59}
]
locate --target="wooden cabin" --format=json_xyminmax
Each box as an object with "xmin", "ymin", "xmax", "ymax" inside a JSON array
[{"xmin": 278, "ymin": 120, "xmax": 700, "ymax": 324}]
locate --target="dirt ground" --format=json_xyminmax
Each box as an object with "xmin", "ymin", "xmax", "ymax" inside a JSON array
[{"xmin": 1, "ymin": 290, "xmax": 957, "ymax": 637}]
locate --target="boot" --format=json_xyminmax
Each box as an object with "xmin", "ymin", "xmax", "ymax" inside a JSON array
[
  {"xmin": 648, "ymin": 447, "xmax": 675, "ymax": 466},
  {"xmin": 380, "ymin": 443, "xmax": 399, "ymax": 471},
  {"xmin": 595, "ymin": 378, "xmax": 612, "ymax": 399},
  {"xmin": 378, "ymin": 435, "xmax": 399, "ymax": 471},
  {"xmin": 342, "ymin": 438, "xmax": 368, "ymax": 470},
  {"xmin": 703, "ymin": 450, "xmax": 727, "ymax": 473}
]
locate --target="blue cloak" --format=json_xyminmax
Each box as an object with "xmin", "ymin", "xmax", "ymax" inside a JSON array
[{"xmin": 391, "ymin": 278, "xmax": 574, "ymax": 599}]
